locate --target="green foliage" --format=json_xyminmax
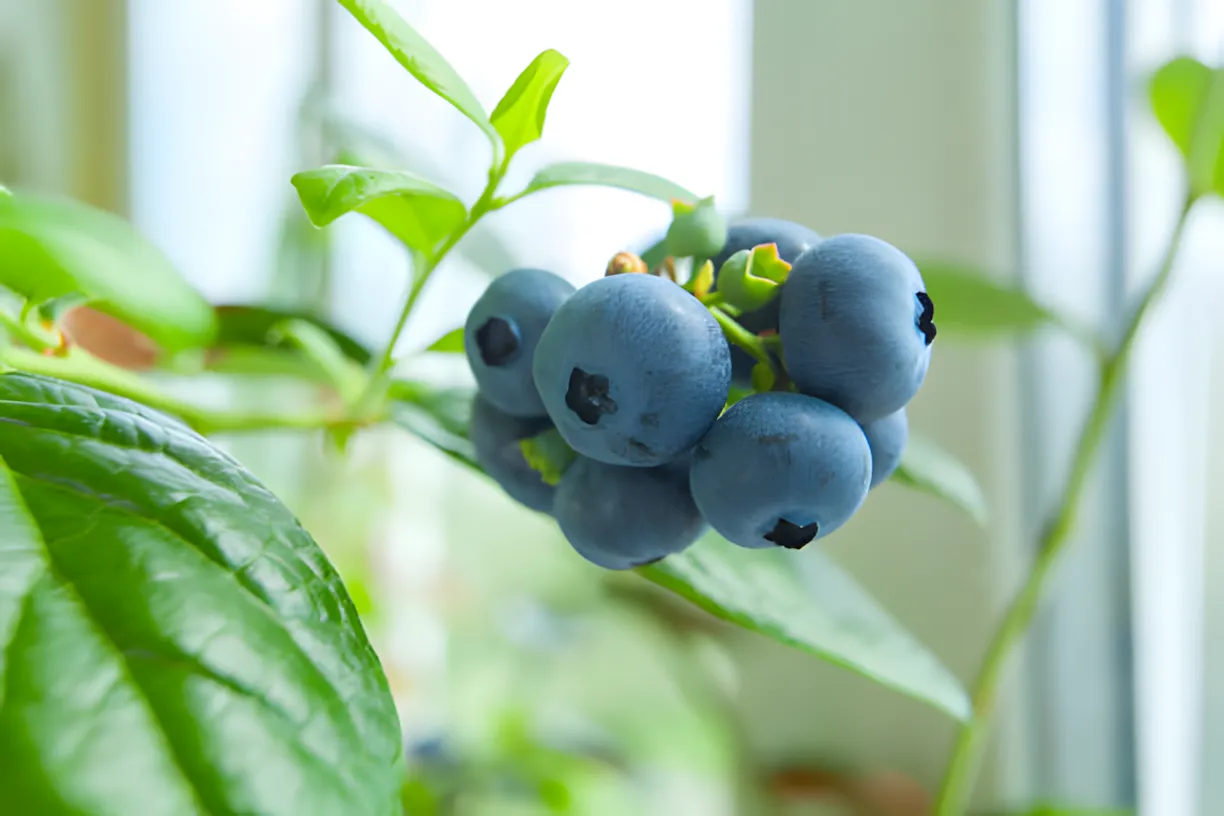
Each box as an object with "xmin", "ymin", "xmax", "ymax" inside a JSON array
[
  {"xmin": 211, "ymin": 304, "xmax": 372, "ymax": 365},
  {"xmin": 491, "ymin": 49, "xmax": 570, "ymax": 164},
  {"xmin": 664, "ymin": 196, "xmax": 727, "ymax": 258},
  {"xmin": 521, "ymin": 162, "xmax": 698, "ymax": 204},
  {"xmin": 0, "ymin": 192, "xmax": 216, "ymax": 351},
  {"xmin": 638, "ymin": 536, "xmax": 971, "ymax": 720},
  {"xmin": 714, "ymin": 244, "xmax": 791, "ymax": 311},
  {"xmin": 519, "ymin": 428, "xmax": 578, "ymax": 486},
  {"xmin": 388, "ymin": 380, "xmax": 478, "ymax": 468},
  {"xmin": 425, "ymin": 326, "xmax": 465, "ymax": 353},
  {"xmin": 0, "ymin": 373, "xmax": 401, "ymax": 816},
  {"xmin": 892, "ymin": 432, "xmax": 988, "ymax": 527},
  {"xmin": 919, "ymin": 262, "xmax": 1056, "ymax": 337},
  {"xmin": 270, "ymin": 317, "xmax": 368, "ymax": 404},
  {"xmin": 336, "ymin": 0, "xmax": 498, "ymax": 145},
  {"xmin": 292, "ymin": 165, "xmax": 467, "ymax": 257},
  {"xmin": 1150, "ymin": 56, "xmax": 1224, "ymax": 198}
]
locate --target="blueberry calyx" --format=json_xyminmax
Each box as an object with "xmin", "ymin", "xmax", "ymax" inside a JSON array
[
  {"xmin": 763, "ymin": 518, "xmax": 819, "ymax": 549},
  {"xmin": 915, "ymin": 292, "xmax": 936, "ymax": 345},
  {"xmin": 476, "ymin": 317, "xmax": 521, "ymax": 366},
  {"xmin": 566, "ymin": 367, "xmax": 618, "ymax": 425}
]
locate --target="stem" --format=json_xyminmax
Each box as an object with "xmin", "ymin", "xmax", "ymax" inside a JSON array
[
  {"xmin": 709, "ymin": 306, "xmax": 770, "ymax": 366},
  {"xmin": 0, "ymin": 309, "xmax": 61, "ymax": 352},
  {"xmin": 0, "ymin": 345, "xmax": 370, "ymax": 436},
  {"xmin": 353, "ymin": 164, "xmax": 507, "ymax": 411},
  {"xmin": 933, "ymin": 193, "xmax": 1197, "ymax": 815}
]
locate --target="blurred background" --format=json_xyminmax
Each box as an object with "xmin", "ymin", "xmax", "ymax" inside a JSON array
[{"xmin": 3, "ymin": 0, "xmax": 1224, "ymax": 814}]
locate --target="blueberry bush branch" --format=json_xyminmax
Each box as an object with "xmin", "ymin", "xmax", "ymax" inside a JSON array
[
  {"xmin": 932, "ymin": 191, "xmax": 1197, "ymax": 815},
  {"xmin": 935, "ymin": 52, "xmax": 1224, "ymax": 812}
]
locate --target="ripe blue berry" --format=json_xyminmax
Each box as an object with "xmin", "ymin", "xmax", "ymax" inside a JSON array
[
  {"xmin": 689, "ymin": 392, "xmax": 871, "ymax": 550},
  {"xmin": 469, "ymin": 395, "xmax": 555, "ymax": 513},
  {"xmin": 710, "ymin": 218, "xmax": 821, "ymax": 385},
  {"xmin": 861, "ymin": 408, "xmax": 908, "ymax": 489},
  {"xmin": 553, "ymin": 456, "xmax": 706, "ymax": 569},
  {"xmin": 779, "ymin": 234, "xmax": 934, "ymax": 423},
  {"xmin": 532, "ymin": 273, "xmax": 731, "ymax": 467},
  {"xmin": 464, "ymin": 268, "xmax": 576, "ymax": 418}
]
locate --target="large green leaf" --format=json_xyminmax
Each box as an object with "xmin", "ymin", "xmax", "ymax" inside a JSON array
[
  {"xmin": 919, "ymin": 262, "xmax": 1055, "ymax": 337},
  {"xmin": 1150, "ymin": 56, "xmax": 1224, "ymax": 198},
  {"xmin": 389, "ymin": 384, "xmax": 969, "ymax": 720},
  {"xmin": 891, "ymin": 432, "xmax": 987, "ymax": 526},
  {"xmin": 336, "ymin": 0, "xmax": 497, "ymax": 144},
  {"xmin": 521, "ymin": 162, "xmax": 698, "ymax": 204},
  {"xmin": 0, "ymin": 192, "xmax": 216, "ymax": 351},
  {"xmin": 637, "ymin": 536, "xmax": 970, "ymax": 720},
  {"xmin": 490, "ymin": 49, "xmax": 570, "ymax": 164},
  {"xmin": 0, "ymin": 373, "xmax": 402, "ymax": 816},
  {"xmin": 292, "ymin": 165, "xmax": 467, "ymax": 256}
]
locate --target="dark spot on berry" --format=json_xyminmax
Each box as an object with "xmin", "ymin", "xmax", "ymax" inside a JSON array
[
  {"xmin": 693, "ymin": 444, "xmax": 711, "ymax": 461},
  {"xmin": 627, "ymin": 438, "xmax": 654, "ymax": 457},
  {"xmin": 915, "ymin": 292, "xmax": 936, "ymax": 345},
  {"xmin": 639, "ymin": 412, "xmax": 660, "ymax": 428},
  {"xmin": 476, "ymin": 317, "xmax": 520, "ymax": 366},
  {"xmin": 566, "ymin": 367, "xmax": 618, "ymax": 425},
  {"xmin": 758, "ymin": 433, "xmax": 799, "ymax": 445},
  {"xmin": 764, "ymin": 518, "xmax": 819, "ymax": 550}
]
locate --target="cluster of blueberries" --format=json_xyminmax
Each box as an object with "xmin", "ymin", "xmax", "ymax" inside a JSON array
[{"xmin": 464, "ymin": 218, "xmax": 935, "ymax": 570}]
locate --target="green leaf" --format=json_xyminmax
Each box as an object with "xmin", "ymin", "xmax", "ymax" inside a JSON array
[
  {"xmin": 425, "ymin": 327, "xmax": 464, "ymax": 353},
  {"xmin": 519, "ymin": 428, "xmax": 577, "ymax": 486},
  {"xmin": 292, "ymin": 165, "xmax": 467, "ymax": 256},
  {"xmin": 490, "ymin": 49, "xmax": 570, "ymax": 164},
  {"xmin": 638, "ymin": 236, "xmax": 669, "ymax": 271},
  {"xmin": 665, "ymin": 196, "xmax": 727, "ymax": 259},
  {"xmin": 637, "ymin": 535, "xmax": 971, "ymax": 721},
  {"xmin": 387, "ymin": 383, "xmax": 969, "ymax": 719},
  {"xmin": 0, "ymin": 193, "xmax": 216, "ymax": 351},
  {"xmin": 388, "ymin": 380, "xmax": 477, "ymax": 467},
  {"xmin": 521, "ymin": 162, "xmax": 698, "ymax": 204},
  {"xmin": 891, "ymin": 432, "xmax": 987, "ymax": 526},
  {"xmin": 212, "ymin": 304, "xmax": 372, "ymax": 365},
  {"xmin": 919, "ymin": 262, "xmax": 1056, "ymax": 337},
  {"xmin": 335, "ymin": 0, "xmax": 497, "ymax": 144},
  {"xmin": 0, "ymin": 373, "xmax": 402, "ymax": 816},
  {"xmin": 1150, "ymin": 57, "xmax": 1224, "ymax": 197},
  {"xmin": 0, "ymin": 184, "xmax": 11, "ymax": 197}
]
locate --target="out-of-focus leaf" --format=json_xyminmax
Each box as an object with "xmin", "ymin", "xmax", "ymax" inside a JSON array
[
  {"xmin": 918, "ymin": 262, "xmax": 1055, "ymax": 337},
  {"xmin": 891, "ymin": 432, "xmax": 987, "ymax": 526},
  {"xmin": 1150, "ymin": 56, "xmax": 1224, "ymax": 197},
  {"xmin": 424, "ymin": 327, "xmax": 464, "ymax": 354},
  {"xmin": 521, "ymin": 162, "xmax": 698, "ymax": 204},
  {"xmin": 0, "ymin": 192, "xmax": 216, "ymax": 351}
]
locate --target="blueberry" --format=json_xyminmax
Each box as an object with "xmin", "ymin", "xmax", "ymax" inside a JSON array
[
  {"xmin": 553, "ymin": 456, "xmax": 706, "ymax": 569},
  {"xmin": 779, "ymin": 234, "xmax": 934, "ymax": 423},
  {"xmin": 469, "ymin": 395, "xmax": 555, "ymax": 513},
  {"xmin": 710, "ymin": 218, "xmax": 821, "ymax": 385},
  {"xmin": 689, "ymin": 392, "xmax": 871, "ymax": 550},
  {"xmin": 464, "ymin": 268, "xmax": 576, "ymax": 418},
  {"xmin": 861, "ymin": 408, "xmax": 908, "ymax": 489},
  {"xmin": 532, "ymin": 274, "xmax": 731, "ymax": 467}
]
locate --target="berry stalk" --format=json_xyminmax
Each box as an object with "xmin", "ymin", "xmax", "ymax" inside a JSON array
[{"xmin": 932, "ymin": 192, "xmax": 1198, "ymax": 815}]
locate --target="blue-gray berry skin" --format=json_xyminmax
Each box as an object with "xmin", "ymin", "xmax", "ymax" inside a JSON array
[
  {"xmin": 464, "ymin": 268, "xmax": 576, "ymax": 418},
  {"xmin": 779, "ymin": 234, "xmax": 934, "ymax": 423},
  {"xmin": 532, "ymin": 274, "xmax": 731, "ymax": 467},
  {"xmin": 711, "ymin": 218, "xmax": 821, "ymax": 385},
  {"xmin": 861, "ymin": 408, "xmax": 908, "ymax": 489},
  {"xmin": 553, "ymin": 456, "xmax": 706, "ymax": 569},
  {"xmin": 689, "ymin": 392, "xmax": 871, "ymax": 550},
  {"xmin": 469, "ymin": 395, "xmax": 555, "ymax": 513}
]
